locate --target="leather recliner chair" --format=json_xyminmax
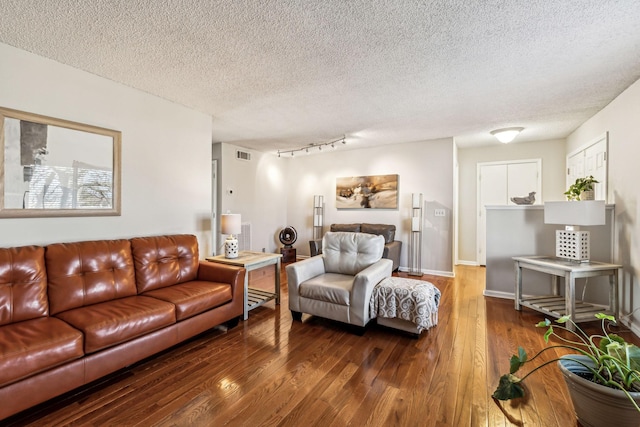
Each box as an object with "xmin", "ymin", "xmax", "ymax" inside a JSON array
[{"xmin": 287, "ymin": 231, "xmax": 392, "ymax": 330}]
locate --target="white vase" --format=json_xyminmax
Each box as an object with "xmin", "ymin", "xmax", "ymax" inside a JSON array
[{"xmin": 558, "ymin": 355, "xmax": 640, "ymax": 427}]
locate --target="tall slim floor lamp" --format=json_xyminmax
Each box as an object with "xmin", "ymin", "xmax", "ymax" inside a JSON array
[
  {"xmin": 409, "ymin": 193, "xmax": 424, "ymax": 276},
  {"xmin": 313, "ymin": 195, "xmax": 324, "ymax": 240}
]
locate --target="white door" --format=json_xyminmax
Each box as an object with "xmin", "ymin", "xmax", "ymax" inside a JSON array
[
  {"xmin": 508, "ymin": 162, "xmax": 539, "ymax": 203},
  {"xmin": 477, "ymin": 160, "xmax": 541, "ymax": 265},
  {"xmin": 567, "ymin": 133, "xmax": 608, "ymax": 201}
]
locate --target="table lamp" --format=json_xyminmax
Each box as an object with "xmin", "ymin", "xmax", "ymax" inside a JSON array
[
  {"xmin": 544, "ymin": 200, "xmax": 605, "ymax": 262},
  {"xmin": 221, "ymin": 213, "xmax": 241, "ymax": 258}
]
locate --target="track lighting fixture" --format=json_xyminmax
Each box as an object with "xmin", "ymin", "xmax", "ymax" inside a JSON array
[{"xmin": 276, "ymin": 136, "xmax": 346, "ymax": 157}]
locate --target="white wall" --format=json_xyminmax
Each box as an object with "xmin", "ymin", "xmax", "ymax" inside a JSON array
[
  {"xmin": 216, "ymin": 143, "xmax": 288, "ymax": 255},
  {"xmin": 284, "ymin": 138, "xmax": 455, "ymax": 276},
  {"xmin": 566, "ymin": 77, "xmax": 640, "ymax": 335},
  {"xmin": 0, "ymin": 43, "xmax": 214, "ymax": 253},
  {"xmin": 456, "ymin": 139, "xmax": 567, "ymax": 263}
]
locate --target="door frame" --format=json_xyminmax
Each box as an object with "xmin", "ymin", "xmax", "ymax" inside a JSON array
[{"xmin": 211, "ymin": 158, "xmax": 218, "ymax": 256}]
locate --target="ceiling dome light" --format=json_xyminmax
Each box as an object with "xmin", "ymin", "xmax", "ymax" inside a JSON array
[{"xmin": 490, "ymin": 127, "xmax": 524, "ymax": 144}]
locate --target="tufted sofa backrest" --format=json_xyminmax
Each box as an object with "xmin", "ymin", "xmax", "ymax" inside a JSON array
[
  {"xmin": 0, "ymin": 245, "xmax": 48, "ymax": 325},
  {"xmin": 130, "ymin": 234, "xmax": 199, "ymax": 293},
  {"xmin": 322, "ymin": 231, "xmax": 384, "ymax": 276},
  {"xmin": 46, "ymin": 239, "xmax": 137, "ymax": 315},
  {"xmin": 330, "ymin": 223, "xmax": 396, "ymax": 244},
  {"xmin": 360, "ymin": 223, "xmax": 396, "ymax": 244}
]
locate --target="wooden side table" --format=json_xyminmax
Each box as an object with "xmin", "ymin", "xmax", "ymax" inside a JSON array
[
  {"xmin": 280, "ymin": 247, "xmax": 296, "ymax": 263},
  {"xmin": 206, "ymin": 251, "xmax": 282, "ymax": 320},
  {"xmin": 513, "ymin": 256, "xmax": 621, "ymax": 331}
]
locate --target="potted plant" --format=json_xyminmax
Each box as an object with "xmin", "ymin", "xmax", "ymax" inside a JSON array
[
  {"xmin": 565, "ymin": 175, "xmax": 599, "ymax": 200},
  {"xmin": 493, "ymin": 314, "xmax": 640, "ymax": 427}
]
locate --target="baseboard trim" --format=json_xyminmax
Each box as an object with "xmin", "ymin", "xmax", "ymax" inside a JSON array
[
  {"xmin": 620, "ymin": 317, "xmax": 640, "ymax": 338},
  {"xmin": 456, "ymin": 260, "xmax": 479, "ymax": 266},
  {"xmin": 483, "ymin": 290, "xmax": 514, "ymax": 300},
  {"xmin": 397, "ymin": 267, "xmax": 455, "ymax": 278}
]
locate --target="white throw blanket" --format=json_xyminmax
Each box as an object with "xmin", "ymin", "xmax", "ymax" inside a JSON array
[{"xmin": 370, "ymin": 277, "xmax": 441, "ymax": 332}]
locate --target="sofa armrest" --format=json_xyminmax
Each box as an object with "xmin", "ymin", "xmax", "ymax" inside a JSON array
[
  {"xmin": 350, "ymin": 258, "xmax": 393, "ymax": 326},
  {"xmin": 309, "ymin": 239, "xmax": 323, "ymax": 257},
  {"xmin": 197, "ymin": 262, "xmax": 246, "ymax": 303},
  {"xmin": 383, "ymin": 240, "xmax": 402, "ymax": 271},
  {"xmin": 286, "ymin": 256, "xmax": 326, "ymax": 312}
]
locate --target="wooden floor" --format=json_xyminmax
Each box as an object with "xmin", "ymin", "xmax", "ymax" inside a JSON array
[{"xmin": 5, "ymin": 265, "xmax": 640, "ymax": 426}]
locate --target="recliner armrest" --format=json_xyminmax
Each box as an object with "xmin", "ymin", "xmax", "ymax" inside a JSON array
[
  {"xmin": 350, "ymin": 258, "xmax": 393, "ymax": 325},
  {"xmin": 309, "ymin": 239, "xmax": 323, "ymax": 257},
  {"xmin": 286, "ymin": 256, "xmax": 327, "ymax": 312}
]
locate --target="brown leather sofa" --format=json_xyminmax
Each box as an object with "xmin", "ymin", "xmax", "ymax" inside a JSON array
[
  {"xmin": 0, "ymin": 234, "xmax": 245, "ymax": 420},
  {"xmin": 309, "ymin": 223, "xmax": 402, "ymax": 271}
]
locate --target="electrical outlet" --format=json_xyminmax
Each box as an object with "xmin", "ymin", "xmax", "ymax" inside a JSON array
[{"xmin": 434, "ymin": 209, "xmax": 446, "ymax": 217}]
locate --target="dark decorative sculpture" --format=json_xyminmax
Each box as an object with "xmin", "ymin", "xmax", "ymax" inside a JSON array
[{"xmin": 279, "ymin": 226, "xmax": 297, "ymax": 248}]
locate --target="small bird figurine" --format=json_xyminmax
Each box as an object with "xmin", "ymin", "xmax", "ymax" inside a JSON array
[{"xmin": 510, "ymin": 192, "xmax": 536, "ymax": 205}]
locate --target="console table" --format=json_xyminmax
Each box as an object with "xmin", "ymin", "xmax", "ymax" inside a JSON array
[
  {"xmin": 513, "ymin": 256, "xmax": 621, "ymax": 331},
  {"xmin": 206, "ymin": 251, "xmax": 282, "ymax": 320}
]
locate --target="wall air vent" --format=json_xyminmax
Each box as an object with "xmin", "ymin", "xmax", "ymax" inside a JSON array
[{"xmin": 236, "ymin": 150, "xmax": 251, "ymax": 161}]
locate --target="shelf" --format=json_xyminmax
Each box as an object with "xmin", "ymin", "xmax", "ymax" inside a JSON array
[
  {"xmin": 520, "ymin": 295, "xmax": 612, "ymax": 322},
  {"xmin": 247, "ymin": 287, "xmax": 277, "ymax": 311}
]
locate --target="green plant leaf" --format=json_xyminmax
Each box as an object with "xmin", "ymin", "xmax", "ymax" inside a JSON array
[
  {"xmin": 543, "ymin": 326, "xmax": 553, "ymax": 343},
  {"xmin": 493, "ymin": 374, "xmax": 525, "ymax": 400},
  {"xmin": 535, "ymin": 319, "xmax": 550, "ymax": 328},
  {"xmin": 556, "ymin": 315, "xmax": 571, "ymax": 324},
  {"xmin": 627, "ymin": 344, "xmax": 640, "ymax": 372},
  {"xmin": 510, "ymin": 348, "xmax": 527, "ymax": 374},
  {"xmin": 518, "ymin": 347, "xmax": 526, "ymax": 360},
  {"xmin": 595, "ymin": 313, "xmax": 615, "ymax": 322}
]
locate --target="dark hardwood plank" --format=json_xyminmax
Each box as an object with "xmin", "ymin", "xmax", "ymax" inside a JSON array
[{"xmin": 5, "ymin": 265, "xmax": 640, "ymax": 427}]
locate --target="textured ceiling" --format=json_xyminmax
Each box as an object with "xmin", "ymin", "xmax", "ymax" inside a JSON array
[{"xmin": 1, "ymin": 0, "xmax": 640, "ymax": 153}]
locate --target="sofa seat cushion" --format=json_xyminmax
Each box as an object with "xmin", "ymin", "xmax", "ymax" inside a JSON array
[
  {"xmin": 142, "ymin": 281, "xmax": 232, "ymax": 321},
  {"xmin": 0, "ymin": 317, "xmax": 83, "ymax": 387},
  {"xmin": 299, "ymin": 273, "xmax": 354, "ymax": 305},
  {"xmin": 55, "ymin": 296, "xmax": 175, "ymax": 354}
]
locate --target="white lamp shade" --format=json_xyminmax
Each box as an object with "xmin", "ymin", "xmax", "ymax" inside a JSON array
[
  {"xmin": 544, "ymin": 201, "xmax": 605, "ymax": 226},
  {"xmin": 221, "ymin": 213, "xmax": 241, "ymax": 235},
  {"xmin": 411, "ymin": 217, "xmax": 421, "ymax": 232}
]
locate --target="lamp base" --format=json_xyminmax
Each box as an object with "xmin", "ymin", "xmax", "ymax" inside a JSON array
[
  {"xmin": 556, "ymin": 229, "xmax": 590, "ymax": 262},
  {"xmin": 225, "ymin": 237, "xmax": 239, "ymax": 259}
]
